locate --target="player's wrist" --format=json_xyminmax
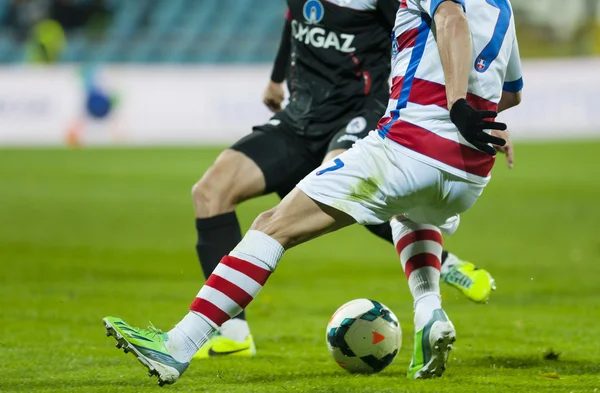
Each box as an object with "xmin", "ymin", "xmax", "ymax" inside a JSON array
[
  {"xmin": 449, "ymin": 98, "xmax": 471, "ymax": 126},
  {"xmin": 448, "ymin": 97, "xmax": 467, "ymax": 111}
]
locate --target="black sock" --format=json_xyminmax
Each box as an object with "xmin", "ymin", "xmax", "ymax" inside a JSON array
[
  {"xmin": 195, "ymin": 212, "xmax": 245, "ymax": 320},
  {"xmin": 441, "ymin": 250, "xmax": 449, "ymax": 265},
  {"xmin": 365, "ymin": 223, "xmax": 450, "ymax": 265},
  {"xmin": 365, "ymin": 223, "xmax": 394, "ymax": 244}
]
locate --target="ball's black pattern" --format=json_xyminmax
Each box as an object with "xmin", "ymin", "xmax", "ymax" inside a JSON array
[{"xmin": 327, "ymin": 317, "xmax": 356, "ymax": 357}]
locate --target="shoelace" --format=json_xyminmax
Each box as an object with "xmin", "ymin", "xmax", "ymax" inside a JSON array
[{"xmin": 145, "ymin": 322, "xmax": 164, "ymax": 339}]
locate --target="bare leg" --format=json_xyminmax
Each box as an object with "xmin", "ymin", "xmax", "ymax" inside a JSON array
[{"xmin": 251, "ymin": 186, "xmax": 355, "ymax": 249}]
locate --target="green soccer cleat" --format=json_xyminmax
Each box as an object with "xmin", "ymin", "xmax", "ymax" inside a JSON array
[
  {"xmin": 103, "ymin": 317, "xmax": 189, "ymax": 386},
  {"xmin": 193, "ymin": 332, "xmax": 256, "ymax": 359},
  {"xmin": 407, "ymin": 309, "xmax": 456, "ymax": 379},
  {"xmin": 442, "ymin": 256, "xmax": 496, "ymax": 303}
]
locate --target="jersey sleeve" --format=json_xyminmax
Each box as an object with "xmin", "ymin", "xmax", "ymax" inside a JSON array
[
  {"xmin": 409, "ymin": 0, "xmax": 465, "ymax": 17},
  {"xmin": 503, "ymin": 37, "xmax": 524, "ymax": 93},
  {"xmin": 270, "ymin": 12, "xmax": 292, "ymax": 84}
]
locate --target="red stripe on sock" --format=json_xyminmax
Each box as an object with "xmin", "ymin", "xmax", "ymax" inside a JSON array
[
  {"xmin": 395, "ymin": 230, "xmax": 442, "ymax": 255},
  {"xmin": 220, "ymin": 256, "xmax": 271, "ymax": 285},
  {"xmin": 205, "ymin": 274, "xmax": 254, "ymax": 308},
  {"xmin": 404, "ymin": 253, "xmax": 441, "ymax": 278},
  {"xmin": 189, "ymin": 298, "xmax": 231, "ymax": 327}
]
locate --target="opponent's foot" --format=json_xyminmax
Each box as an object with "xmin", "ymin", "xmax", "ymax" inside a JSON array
[
  {"xmin": 103, "ymin": 317, "xmax": 189, "ymax": 386},
  {"xmin": 407, "ymin": 309, "xmax": 456, "ymax": 379},
  {"xmin": 442, "ymin": 256, "xmax": 496, "ymax": 303},
  {"xmin": 193, "ymin": 333, "xmax": 256, "ymax": 359}
]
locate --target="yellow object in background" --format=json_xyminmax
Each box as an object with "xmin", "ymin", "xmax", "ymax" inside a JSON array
[{"xmin": 26, "ymin": 19, "xmax": 67, "ymax": 64}]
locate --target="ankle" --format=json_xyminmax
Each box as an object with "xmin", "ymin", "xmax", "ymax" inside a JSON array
[{"xmin": 413, "ymin": 293, "xmax": 442, "ymax": 330}]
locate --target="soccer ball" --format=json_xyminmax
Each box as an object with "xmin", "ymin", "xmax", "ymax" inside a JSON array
[{"xmin": 326, "ymin": 298, "xmax": 401, "ymax": 374}]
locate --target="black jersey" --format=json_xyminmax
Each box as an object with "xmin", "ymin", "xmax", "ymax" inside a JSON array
[{"xmin": 276, "ymin": 0, "xmax": 399, "ymax": 136}]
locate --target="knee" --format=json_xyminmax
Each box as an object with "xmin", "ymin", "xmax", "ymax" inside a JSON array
[
  {"xmin": 250, "ymin": 207, "xmax": 291, "ymax": 248},
  {"xmin": 251, "ymin": 208, "xmax": 277, "ymax": 233},
  {"xmin": 191, "ymin": 172, "xmax": 235, "ymax": 218}
]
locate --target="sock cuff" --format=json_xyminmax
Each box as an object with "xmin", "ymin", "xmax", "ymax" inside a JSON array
[
  {"xmin": 390, "ymin": 217, "xmax": 440, "ymax": 245},
  {"xmin": 230, "ymin": 230, "xmax": 284, "ymax": 272},
  {"xmin": 195, "ymin": 212, "xmax": 239, "ymax": 230},
  {"xmin": 188, "ymin": 310, "xmax": 220, "ymax": 330}
]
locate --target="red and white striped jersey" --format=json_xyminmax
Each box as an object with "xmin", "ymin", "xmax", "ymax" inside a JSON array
[{"xmin": 377, "ymin": 0, "xmax": 523, "ymax": 182}]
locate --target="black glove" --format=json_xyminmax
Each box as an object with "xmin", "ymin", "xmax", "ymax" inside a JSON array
[{"xmin": 450, "ymin": 98, "xmax": 507, "ymax": 156}]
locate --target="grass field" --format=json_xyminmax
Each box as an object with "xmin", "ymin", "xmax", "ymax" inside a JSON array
[{"xmin": 1, "ymin": 142, "xmax": 600, "ymax": 393}]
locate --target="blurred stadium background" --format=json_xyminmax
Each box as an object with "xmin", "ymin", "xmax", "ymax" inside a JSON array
[
  {"xmin": 0, "ymin": 0, "xmax": 598, "ymax": 145},
  {"xmin": 0, "ymin": 0, "xmax": 598, "ymax": 63},
  {"xmin": 1, "ymin": 2, "xmax": 600, "ymax": 392}
]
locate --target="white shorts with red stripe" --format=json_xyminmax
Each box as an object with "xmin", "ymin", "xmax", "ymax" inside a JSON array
[{"xmin": 296, "ymin": 131, "xmax": 487, "ymax": 235}]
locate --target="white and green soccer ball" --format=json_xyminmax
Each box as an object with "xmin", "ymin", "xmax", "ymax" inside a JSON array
[{"xmin": 326, "ymin": 298, "xmax": 402, "ymax": 374}]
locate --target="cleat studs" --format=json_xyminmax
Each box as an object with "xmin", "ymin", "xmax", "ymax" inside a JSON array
[
  {"xmin": 105, "ymin": 331, "xmax": 111, "ymax": 337},
  {"xmin": 115, "ymin": 343, "xmax": 122, "ymax": 349},
  {"xmin": 123, "ymin": 348, "xmax": 129, "ymax": 354}
]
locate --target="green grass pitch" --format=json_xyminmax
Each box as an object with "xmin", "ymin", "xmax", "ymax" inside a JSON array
[{"xmin": 1, "ymin": 142, "xmax": 600, "ymax": 393}]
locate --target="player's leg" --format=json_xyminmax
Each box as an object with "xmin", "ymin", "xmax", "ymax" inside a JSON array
[
  {"xmin": 191, "ymin": 121, "xmax": 316, "ymax": 357},
  {"xmin": 103, "ymin": 186, "xmax": 355, "ymax": 385},
  {"xmin": 390, "ymin": 216, "xmax": 455, "ymax": 379},
  {"xmin": 190, "ymin": 146, "xmax": 260, "ymax": 357},
  {"xmin": 390, "ymin": 167, "xmax": 488, "ymax": 379},
  {"xmin": 102, "ymin": 133, "xmax": 398, "ymax": 385},
  {"xmin": 326, "ymin": 118, "xmax": 495, "ymax": 303}
]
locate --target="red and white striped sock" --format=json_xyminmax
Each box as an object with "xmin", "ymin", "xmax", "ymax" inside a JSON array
[
  {"xmin": 167, "ymin": 230, "xmax": 284, "ymax": 362},
  {"xmin": 391, "ymin": 218, "xmax": 443, "ymax": 331}
]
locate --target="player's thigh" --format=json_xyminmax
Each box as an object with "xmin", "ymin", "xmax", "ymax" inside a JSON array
[
  {"xmin": 252, "ymin": 187, "xmax": 355, "ymax": 249},
  {"xmin": 231, "ymin": 121, "xmax": 316, "ymax": 193},
  {"xmin": 192, "ymin": 148, "xmax": 266, "ymax": 216},
  {"xmin": 436, "ymin": 175, "xmax": 486, "ymax": 235},
  {"xmin": 297, "ymin": 132, "xmax": 397, "ymax": 226},
  {"xmin": 301, "ymin": 131, "xmax": 460, "ymax": 227},
  {"xmin": 193, "ymin": 123, "xmax": 306, "ymax": 215},
  {"xmin": 400, "ymin": 173, "xmax": 487, "ymax": 236}
]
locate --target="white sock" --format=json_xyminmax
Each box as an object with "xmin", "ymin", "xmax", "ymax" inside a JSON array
[
  {"xmin": 219, "ymin": 318, "xmax": 251, "ymax": 342},
  {"xmin": 230, "ymin": 229, "xmax": 284, "ymax": 271},
  {"xmin": 166, "ymin": 311, "xmax": 214, "ymax": 363},
  {"xmin": 391, "ymin": 218, "xmax": 444, "ymax": 331}
]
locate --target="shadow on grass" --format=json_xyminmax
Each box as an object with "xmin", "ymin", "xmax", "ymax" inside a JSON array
[{"xmin": 461, "ymin": 355, "xmax": 600, "ymax": 375}]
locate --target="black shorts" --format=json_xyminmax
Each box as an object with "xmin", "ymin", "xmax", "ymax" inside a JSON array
[{"xmin": 230, "ymin": 110, "xmax": 380, "ymax": 199}]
